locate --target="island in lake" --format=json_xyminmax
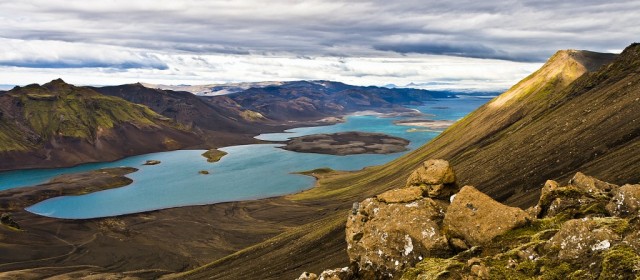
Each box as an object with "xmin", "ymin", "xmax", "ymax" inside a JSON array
[{"xmin": 281, "ymin": 131, "xmax": 410, "ymax": 155}]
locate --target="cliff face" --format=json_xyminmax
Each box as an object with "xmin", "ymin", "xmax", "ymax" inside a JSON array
[{"xmin": 0, "ymin": 79, "xmax": 201, "ymax": 171}]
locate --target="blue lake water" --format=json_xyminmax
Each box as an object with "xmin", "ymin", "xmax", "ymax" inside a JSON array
[{"xmin": 0, "ymin": 96, "xmax": 488, "ymax": 219}]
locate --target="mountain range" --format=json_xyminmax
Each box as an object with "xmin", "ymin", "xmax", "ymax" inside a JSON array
[{"xmin": 0, "ymin": 80, "xmax": 452, "ymax": 171}]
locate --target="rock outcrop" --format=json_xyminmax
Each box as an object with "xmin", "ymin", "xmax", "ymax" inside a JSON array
[
  {"xmin": 606, "ymin": 184, "xmax": 640, "ymax": 217},
  {"xmin": 443, "ymin": 185, "xmax": 531, "ymax": 246},
  {"xmin": 405, "ymin": 159, "xmax": 458, "ymax": 199},
  {"xmin": 301, "ymin": 159, "xmax": 640, "ymax": 280},
  {"xmin": 346, "ymin": 195, "xmax": 450, "ymax": 278}
]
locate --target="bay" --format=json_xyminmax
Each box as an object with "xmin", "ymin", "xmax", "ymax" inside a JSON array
[{"xmin": 0, "ymin": 96, "xmax": 487, "ymax": 219}]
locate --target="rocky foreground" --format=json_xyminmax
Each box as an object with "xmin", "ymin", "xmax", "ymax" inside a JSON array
[{"xmin": 300, "ymin": 159, "xmax": 640, "ymax": 279}]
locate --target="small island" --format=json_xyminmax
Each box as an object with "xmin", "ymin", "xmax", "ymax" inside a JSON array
[
  {"xmin": 281, "ymin": 131, "xmax": 410, "ymax": 156},
  {"xmin": 143, "ymin": 160, "xmax": 161, "ymax": 165},
  {"xmin": 202, "ymin": 149, "xmax": 228, "ymax": 163}
]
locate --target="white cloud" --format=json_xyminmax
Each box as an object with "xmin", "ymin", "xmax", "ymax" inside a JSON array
[
  {"xmin": 0, "ymin": 0, "xmax": 636, "ymax": 89},
  {"xmin": 0, "ymin": 51, "xmax": 541, "ymax": 91}
]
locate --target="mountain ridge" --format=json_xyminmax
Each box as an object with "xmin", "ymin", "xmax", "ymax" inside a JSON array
[{"xmin": 0, "ymin": 79, "xmax": 202, "ymax": 171}]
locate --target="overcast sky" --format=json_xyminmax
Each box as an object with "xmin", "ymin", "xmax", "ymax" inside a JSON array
[{"xmin": 0, "ymin": 0, "xmax": 637, "ymax": 91}]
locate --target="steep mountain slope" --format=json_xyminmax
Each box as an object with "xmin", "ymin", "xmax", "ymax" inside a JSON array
[
  {"xmin": 225, "ymin": 81, "xmax": 454, "ymax": 121},
  {"xmin": 92, "ymin": 83, "xmax": 269, "ymax": 146},
  {"xmin": 170, "ymin": 45, "xmax": 639, "ymax": 279},
  {"xmin": 0, "ymin": 79, "xmax": 201, "ymax": 171}
]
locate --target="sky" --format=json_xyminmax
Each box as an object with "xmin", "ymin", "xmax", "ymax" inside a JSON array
[{"xmin": 0, "ymin": 0, "xmax": 638, "ymax": 91}]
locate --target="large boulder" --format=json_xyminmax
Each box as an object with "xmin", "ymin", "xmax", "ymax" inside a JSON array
[
  {"xmin": 535, "ymin": 179, "xmax": 611, "ymax": 219},
  {"xmin": 346, "ymin": 196, "xmax": 450, "ymax": 279},
  {"xmin": 376, "ymin": 186, "xmax": 423, "ymax": 203},
  {"xmin": 546, "ymin": 217, "xmax": 625, "ymax": 260},
  {"xmin": 606, "ymin": 184, "xmax": 640, "ymax": 217},
  {"xmin": 443, "ymin": 186, "xmax": 530, "ymax": 246},
  {"xmin": 569, "ymin": 172, "xmax": 618, "ymax": 195},
  {"xmin": 405, "ymin": 159, "xmax": 458, "ymax": 199}
]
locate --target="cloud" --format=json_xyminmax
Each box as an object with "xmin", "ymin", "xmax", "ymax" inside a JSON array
[
  {"xmin": 0, "ymin": 0, "xmax": 637, "ymax": 88},
  {"xmin": 0, "ymin": 52, "xmax": 542, "ymax": 92},
  {"xmin": 1, "ymin": 0, "xmax": 638, "ymax": 61},
  {"xmin": 373, "ymin": 42, "xmax": 539, "ymax": 62},
  {"xmin": 0, "ymin": 39, "xmax": 168, "ymax": 70}
]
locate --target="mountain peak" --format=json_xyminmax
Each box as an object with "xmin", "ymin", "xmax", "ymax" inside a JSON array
[
  {"xmin": 42, "ymin": 78, "xmax": 73, "ymax": 91},
  {"xmin": 488, "ymin": 49, "xmax": 616, "ymax": 108}
]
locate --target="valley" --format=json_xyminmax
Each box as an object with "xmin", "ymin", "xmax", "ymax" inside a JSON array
[{"xmin": 0, "ymin": 43, "xmax": 638, "ymax": 279}]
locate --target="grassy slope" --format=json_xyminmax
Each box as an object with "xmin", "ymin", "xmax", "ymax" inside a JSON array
[
  {"xmin": 170, "ymin": 46, "xmax": 640, "ymax": 279},
  {"xmin": 0, "ymin": 79, "xmax": 185, "ymax": 153},
  {"xmin": 0, "ymin": 79, "xmax": 204, "ymax": 171}
]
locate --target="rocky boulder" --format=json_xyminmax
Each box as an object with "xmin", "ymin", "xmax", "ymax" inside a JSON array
[
  {"xmin": 405, "ymin": 159, "xmax": 458, "ymax": 199},
  {"xmin": 569, "ymin": 172, "xmax": 618, "ymax": 195},
  {"xmin": 296, "ymin": 272, "xmax": 318, "ymax": 280},
  {"xmin": 319, "ymin": 267, "xmax": 354, "ymax": 280},
  {"xmin": 535, "ymin": 177, "xmax": 611, "ymax": 219},
  {"xmin": 443, "ymin": 186, "xmax": 530, "ymax": 246},
  {"xmin": 346, "ymin": 196, "xmax": 450, "ymax": 279},
  {"xmin": 546, "ymin": 217, "xmax": 626, "ymax": 260},
  {"xmin": 606, "ymin": 184, "xmax": 640, "ymax": 217},
  {"xmin": 376, "ymin": 186, "xmax": 423, "ymax": 203}
]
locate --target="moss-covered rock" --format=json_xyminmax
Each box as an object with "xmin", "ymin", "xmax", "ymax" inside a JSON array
[
  {"xmin": 405, "ymin": 159, "xmax": 458, "ymax": 199},
  {"xmin": 444, "ymin": 185, "xmax": 531, "ymax": 246},
  {"xmin": 599, "ymin": 245, "xmax": 640, "ymax": 279},
  {"xmin": 346, "ymin": 197, "xmax": 450, "ymax": 279},
  {"xmin": 546, "ymin": 217, "xmax": 627, "ymax": 260},
  {"xmin": 607, "ymin": 184, "xmax": 640, "ymax": 218}
]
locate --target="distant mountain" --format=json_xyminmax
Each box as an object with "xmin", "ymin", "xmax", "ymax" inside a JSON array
[
  {"xmin": 0, "ymin": 79, "xmax": 201, "ymax": 171},
  {"xmin": 142, "ymin": 81, "xmax": 286, "ymax": 96},
  {"xmin": 99, "ymin": 80, "xmax": 456, "ymax": 134},
  {"xmin": 92, "ymin": 83, "xmax": 270, "ymax": 146},
  {"xmin": 224, "ymin": 80, "xmax": 454, "ymax": 121}
]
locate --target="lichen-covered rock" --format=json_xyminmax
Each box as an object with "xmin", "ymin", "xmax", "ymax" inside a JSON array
[
  {"xmin": 376, "ymin": 187, "xmax": 423, "ymax": 203},
  {"xmin": 569, "ymin": 172, "xmax": 618, "ymax": 195},
  {"xmin": 536, "ymin": 183, "xmax": 610, "ymax": 219},
  {"xmin": 540, "ymin": 180, "xmax": 560, "ymax": 199},
  {"xmin": 546, "ymin": 217, "xmax": 626, "ymax": 260},
  {"xmin": 443, "ymin": 186, "xmax": 530, "ymax": 246},
  {"xmin": 296, "ymin": 272, "xmax": 318, "ymax": 280},
  {"xmin": 346, "ymin": 196, "xmax": 450, "ymax": 279},
  {"xmin": 405, "ymin": 159, "xmax": 458, "ymax": 199},
  {"xmin": 606, "ymin": 184, "xmax": 640, "ymax": 217},
  {"xmin": 317, "ymin": 267, "xmax": 354, "ymax": 280}
]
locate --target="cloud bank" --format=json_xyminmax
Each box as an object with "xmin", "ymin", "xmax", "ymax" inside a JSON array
[{"xmin": 0, "ymin": 0, "xmax": 637, "ymax": 90}]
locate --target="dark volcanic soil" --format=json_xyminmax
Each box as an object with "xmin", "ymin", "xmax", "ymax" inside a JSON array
[
  {"xmin": 0, "ymin": 168, "xmax": 355, "ymax": 279},
  {"xmin": 281, "ymin": 131, "xmax": 410, "ymax": 155}
]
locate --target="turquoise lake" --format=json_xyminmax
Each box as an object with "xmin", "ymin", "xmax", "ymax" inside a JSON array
[{"xmin": 0, "ymin": 96, "xmax": 489, "ymax": 219}]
